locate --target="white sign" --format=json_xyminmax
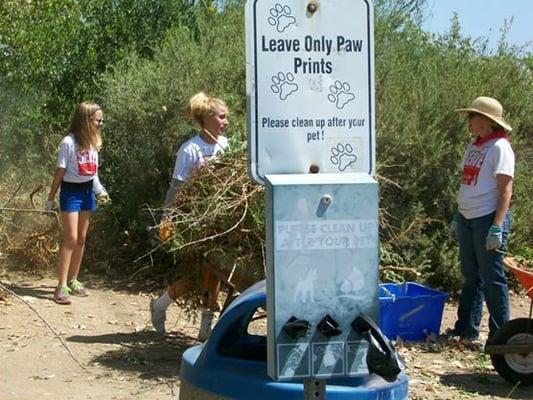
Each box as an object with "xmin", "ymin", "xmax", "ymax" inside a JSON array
[{"xmin": 246, "ymin": 0, "xmax": 375, "ymax": 184}]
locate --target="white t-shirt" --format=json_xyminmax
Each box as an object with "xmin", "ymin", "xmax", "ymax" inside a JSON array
[
  {"xmin": 56, "ymin": 134, "xmax": 104, "ymax": 194},
  {"xmin": 457, "ymin": 138, "xmax": 514, "ymax": 219},
  {"xmin": 171, "ymin": 134, "xmax": 229, "ymax": 182}
]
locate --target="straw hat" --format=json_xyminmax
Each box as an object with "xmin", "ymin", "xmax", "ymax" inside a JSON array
[{"xmin": 455, "ymin": 96, "xmax": 512, "ymax": 131}]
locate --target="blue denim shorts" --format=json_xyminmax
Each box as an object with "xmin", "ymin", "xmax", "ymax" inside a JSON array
[{"xmin": 60, "ymin": 189, "xmax": 97, "ymax": 212}]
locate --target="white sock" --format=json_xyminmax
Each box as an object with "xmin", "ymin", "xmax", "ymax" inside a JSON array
[
  {"xmin": 153, "ymin": 291, "xmax": 173, "ymax": 311},
  {"xmin": 198, "ymin": 309, "xmax": 214, "ymax": 341}
]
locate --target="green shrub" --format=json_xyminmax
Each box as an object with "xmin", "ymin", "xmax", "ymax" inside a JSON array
[
  {"xmin": 100, "ymin": 6, "xmax": 246, "ymax": 223},
  {"xmin": 375, "ymin": 14, "xmax": 532, "ymax": 285},
  {"xmin": 0, "ymin": 0, "xmax": 201, "ymax": 169}
]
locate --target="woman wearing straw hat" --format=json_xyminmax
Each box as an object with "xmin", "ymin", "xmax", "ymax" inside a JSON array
[{"xmin": 448, "ymin": 96, "xmax": 514, "ymax": 343}]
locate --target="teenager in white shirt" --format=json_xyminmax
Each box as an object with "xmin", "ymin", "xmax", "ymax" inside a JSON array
[
  {"xmin": 151, "ymin": 92, "xmax": 229, "ymax": 340},
  {"xmin": 46, "ymin": 101, "xmax": 110, "ymax": 304}
]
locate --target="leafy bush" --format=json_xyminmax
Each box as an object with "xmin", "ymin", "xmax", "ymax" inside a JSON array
[
  {"xmin": 0, "ymin": 0, "xmax": 200, "ymax": 169},
  {"xmin": 375, "ymin": 14, "xmax": 532, "ymax": 285},
  {"xmin": 0, "ymin": 80, "xmax": 47, "ymax": 172},
  {"xmin": 100, "ymin": 5, "xmax": 246, "ymax": 225},
  {"xmin": 95, "ymin": 2, "xmax": 532, "ymax": 293}
]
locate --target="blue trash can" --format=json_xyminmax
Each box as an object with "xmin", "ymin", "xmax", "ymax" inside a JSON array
[{"xmin": 180, "ymin": 280, "xmax": 409, "ymax": 399}]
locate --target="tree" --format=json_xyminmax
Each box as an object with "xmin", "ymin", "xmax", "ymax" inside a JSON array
[{"xmin": 0, "ymin": 0, "xmax": 200, "ymax": 167}]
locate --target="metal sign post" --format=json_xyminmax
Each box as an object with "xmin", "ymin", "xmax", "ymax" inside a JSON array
[{"xmin": 303, "ymin": 379, "xmax": 326, "ymax": 400}]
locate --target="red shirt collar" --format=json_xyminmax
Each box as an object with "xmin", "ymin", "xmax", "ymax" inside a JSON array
[{"xmin": 473, "ymin": 130, "xmax": 509, "ymax": 146}]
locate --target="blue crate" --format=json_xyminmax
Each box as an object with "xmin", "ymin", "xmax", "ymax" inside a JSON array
[{"xmin": 379, "ymin": 282, "xmax": 448, "ymax": 341}]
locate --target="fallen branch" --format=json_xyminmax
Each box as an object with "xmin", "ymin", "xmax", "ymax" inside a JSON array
[
  {"xmin": 0, "ymin": 207, "xmax": 56, "ymax": 214},
  {"xmin": 174, "ymin": 198, "xmax": 249, "ymax": 252},
  {"xmin": 375, "ymin": 173, "xmax": 403, "ymax": 190},
  {"xmin": 30, "ymin": 184, "xmax": 44, "ymax": 209},
  {"xmin": 0, "ymin": 282, "xmax": 89, "ymax": 372},
  {"xmin": 506, "ymin": 380, "xmax": 521, "ymax": 397},
  {"xmin": 380, "ymin": 265, "xmax": 421, "ymax": 276},
  {"xmin": 134, "ymin": 189, "xmax": 251, "ymax": 264},
  {"xmin": 2, "ymin": 175, "xmax": 26, "ymax": 208}
]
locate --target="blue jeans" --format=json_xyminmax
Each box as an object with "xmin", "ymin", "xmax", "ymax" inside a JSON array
[{"xmin": 453, "ymin": 211, "xmax": 511, "ymax": 339}]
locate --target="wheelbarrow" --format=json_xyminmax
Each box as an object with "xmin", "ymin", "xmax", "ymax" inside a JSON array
[{"xmin": 484, "ymin": 258, "xmax": 533, "ymax": 385}]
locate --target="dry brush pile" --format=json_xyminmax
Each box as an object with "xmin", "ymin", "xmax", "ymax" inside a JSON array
[
  {"xmin": 0, "ymin": 182, "xmax": 61, "ymax": 272},
  {"xmin": 153, "ymin": 149, "xmax": 266, "ymax": 302}
]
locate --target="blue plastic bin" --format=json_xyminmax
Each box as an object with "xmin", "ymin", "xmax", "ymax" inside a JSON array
[{"xmin": 379, "ymin": 283, "xmax": 448, "ymax": 341}]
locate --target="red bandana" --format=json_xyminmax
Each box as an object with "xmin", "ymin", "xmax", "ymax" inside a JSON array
[{"xmin": 473, "ymin": 130, "xmax": 509, "ymax": 146}]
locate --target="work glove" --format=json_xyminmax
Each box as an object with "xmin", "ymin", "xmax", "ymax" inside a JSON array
[
  {"xmin": 158, "ymin": 219, "xmax": 174, "ymax": 241},
  {"xmin": 96, "ymin": 190, "xmax": 111, "ymax": 206},
  {"xmin": 45, "ymin": 200, "xmax": 57, "ymax": 212},
  {"xmin": 448, "ymin": 215, "xmax": 459, "ymax": 241},
  {"xmin": 486, "ymin": 225, "xmax": 503, "ymax": 251}
]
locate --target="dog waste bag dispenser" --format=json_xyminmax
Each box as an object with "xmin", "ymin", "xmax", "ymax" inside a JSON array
[{"xmin": 265, "ymin": 173, "xmax": 379, "ymax": 380}]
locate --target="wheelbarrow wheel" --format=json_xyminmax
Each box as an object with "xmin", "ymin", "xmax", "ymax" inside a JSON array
[{"xmin": 490, "ymin": 318, "xmax": 533, "ymax": 386}]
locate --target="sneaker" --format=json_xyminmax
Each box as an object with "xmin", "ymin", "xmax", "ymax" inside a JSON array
[
  {"xmin": 68, "ymin": 279, "xmax": 88, "ymax": 297},
  {"xmin": 150, "ymin": 299, "xmax": 166, "ymax": 333},
  {"xmin": 198, "ymin": 309, "xmax": 214, "ymax": 341},
  {"xmin": 54, "ymin": 286, "xmax": 72, "ymax": 305},
  {"xmin": 441, "ymin": 329, "xmax": 482, "ymax": 351},
  {"xmin": 442, "ymin": 328, "xmax": 478, "ymax": 341},
  {"xmin": 442, "ymin": 328, "xmax": 461, "ymax": 339}
]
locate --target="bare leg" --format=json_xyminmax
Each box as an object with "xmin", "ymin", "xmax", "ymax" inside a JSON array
[
  {"xmin": 201, "ymin": 264, "xmax": 221, "ymax": 310},
  {"xmin": 167, "ymin": 278, "xmax": 189, "ymax": 300},
  {"xmin": 67, "ymin": 211, "xmax": 91, "ymax": 281},
  {"xmin": 56, "ymin": 212, "xmax": 79, "ymax": 287}
]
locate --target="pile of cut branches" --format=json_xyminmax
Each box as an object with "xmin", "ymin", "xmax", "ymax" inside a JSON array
[
  {"xmin": 0, "ymin": 183, "xmax": 61, "ymax": 271},
  {"xmin": 155, "ymin": 148, "xmax": 266, "ymax": 298}
]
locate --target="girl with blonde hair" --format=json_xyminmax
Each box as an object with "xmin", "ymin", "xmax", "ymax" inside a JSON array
[
  {"xmin": 46, "ymin": 101, "xmax": 110, "ymax": 304},
  {"xmin": 152, "ymin": 92, "xmax": 229, "ymax": 340}
]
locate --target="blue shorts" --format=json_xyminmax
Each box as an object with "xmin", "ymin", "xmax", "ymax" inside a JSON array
[{"xmin": 60, "ymin": 189, "xmax": 97, "ymax": 212}]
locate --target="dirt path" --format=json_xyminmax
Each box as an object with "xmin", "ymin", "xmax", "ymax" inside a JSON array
[
  {"xmin": 404, "ymin": 292, "xmax": 532, "ymax": 400},
  {"xmin": 1, "ymin": 273, "xmax": 531, "ymax": 400},
  {"xmin": 1, "ymin": 274, "xmax": 195, "ymax": 400}
]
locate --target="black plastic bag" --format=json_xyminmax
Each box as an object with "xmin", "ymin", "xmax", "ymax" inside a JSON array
[{"xmin": 352, "ymin": 313, "xmax": 403, "ymax": 382}]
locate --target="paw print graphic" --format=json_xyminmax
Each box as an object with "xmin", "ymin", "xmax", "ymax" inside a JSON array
[
  {"xmin": 327, "ymin": 80, "xmax": 355, "ymax": 109},
  {"xmin": 268, "ymin": 3, "xmax": 296, "ymax": 33},
  {"xmin": 271, "ymin": 72, "xmax": 298, "ymax": 100},
  {"xmin": 330, "ymin": 143, "xmax": 357, "ymax": 171}
]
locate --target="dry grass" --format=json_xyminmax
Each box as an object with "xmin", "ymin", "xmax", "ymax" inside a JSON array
[{"xmin": 1, "ymin": 181, "xmax": 61, "ymax": 272}]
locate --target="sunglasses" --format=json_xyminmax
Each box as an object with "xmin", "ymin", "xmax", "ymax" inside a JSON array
[
  {"xmin": 94, "ymin": 118, "xmax": 104, "ymax": 124},
  {"xmin": 467, "ymin": 113, "xmax": 480, "ymax": 119}
]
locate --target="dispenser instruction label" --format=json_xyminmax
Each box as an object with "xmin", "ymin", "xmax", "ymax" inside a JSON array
[{"xmin": 275, "ymin": 219, "xmax": 378, "ymax": 250}]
